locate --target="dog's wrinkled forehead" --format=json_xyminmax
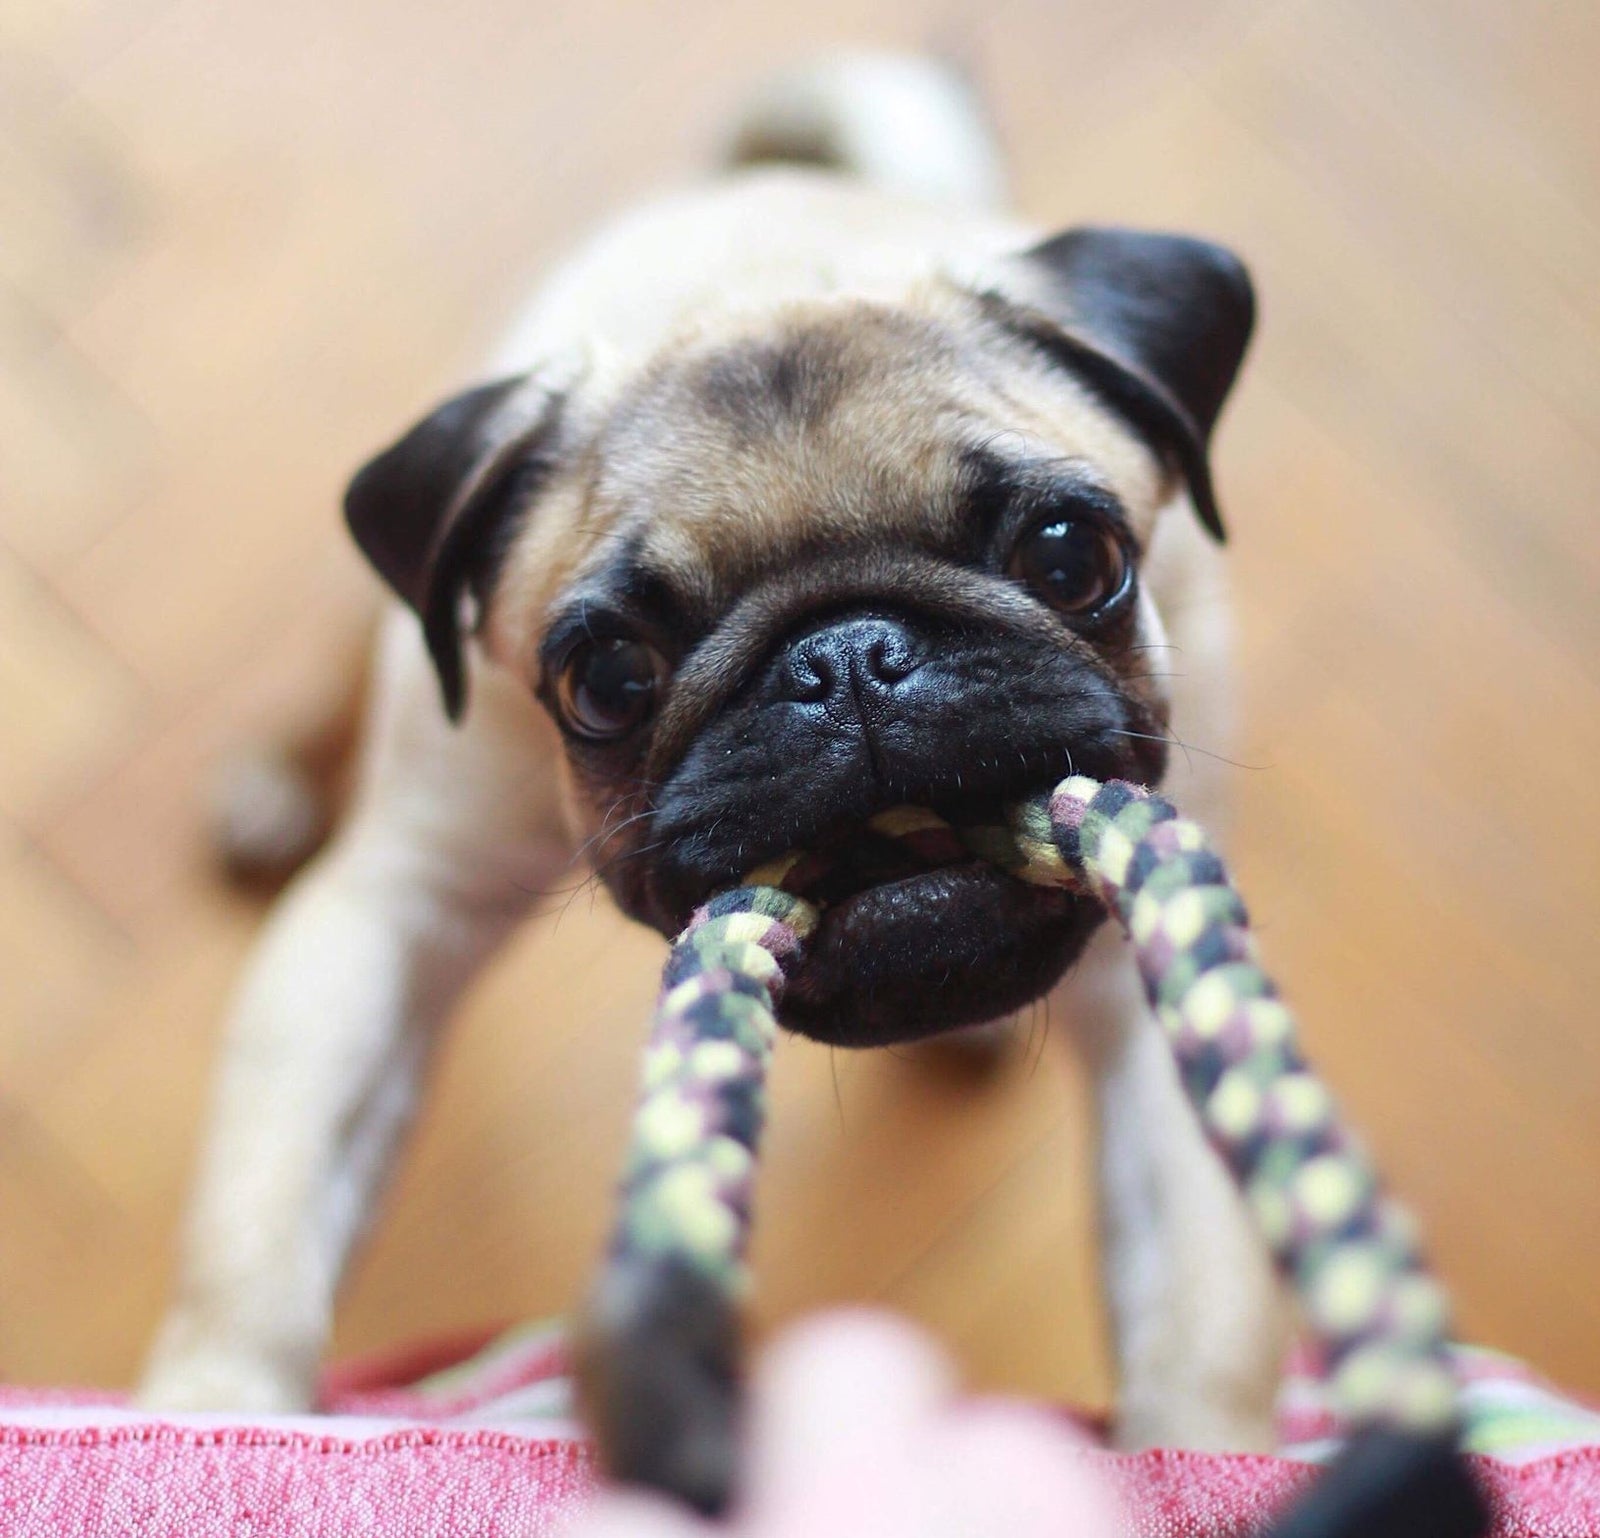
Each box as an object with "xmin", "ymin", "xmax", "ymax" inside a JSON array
[
  {"xmin": 571, "ymin": 299, "xmax": 1168, "ymax": 620},
  {"xmin": 347, "ymin": 226, "xmax": 1252, "ymax": 718}
]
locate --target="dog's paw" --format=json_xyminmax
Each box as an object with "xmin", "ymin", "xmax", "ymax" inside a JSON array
[
  {"xmin": 138, "ymin": 1337, "xmax": 313, "ymax": 1416},
  {"xmin": 208, "ymin": 749, "xmax": 330, "ymax": 887}
]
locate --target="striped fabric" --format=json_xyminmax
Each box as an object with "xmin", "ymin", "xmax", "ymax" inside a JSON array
[{"xmin": 2, "ymin": 1324, "xmax": 1594, "ymax": 1465}]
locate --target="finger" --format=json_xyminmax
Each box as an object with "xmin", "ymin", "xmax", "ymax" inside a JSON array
[{"xmin": 744, "ymin": 1309, "xmax": 954, "ymax": 1513}]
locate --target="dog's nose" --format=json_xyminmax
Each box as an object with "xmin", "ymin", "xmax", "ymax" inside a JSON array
[{"xmin": 778, "ymin": 615, "xmax": 923, "ymax": 708}]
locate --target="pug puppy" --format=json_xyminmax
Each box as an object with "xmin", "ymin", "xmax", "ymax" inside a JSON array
[{"xmin": 142, "ymin": 53, "xmax": 1285, "ymax": 1460}]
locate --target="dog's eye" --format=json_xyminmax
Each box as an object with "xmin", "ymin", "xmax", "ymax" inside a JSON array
[
  {"xmin": 1009, "ymin": 516, "xmax": 1131, "ymax": 620},
  {"xmin": 556, "ymin": 637, "xmax": 665, "ymax": 741}
]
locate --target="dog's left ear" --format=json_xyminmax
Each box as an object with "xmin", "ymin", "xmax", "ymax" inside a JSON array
[
  {"xmin": 345, "ymin": 373, "xmax": 565, "ymax": 720},
  {"xmin": 995, "ymin": 227, "xmax": 1255, "ymax": 540}
]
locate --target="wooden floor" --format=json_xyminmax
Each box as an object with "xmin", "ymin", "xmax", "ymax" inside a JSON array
[{"xmin": 2, "ymin": 0, "xmax": 1597, "ymax": 1409}]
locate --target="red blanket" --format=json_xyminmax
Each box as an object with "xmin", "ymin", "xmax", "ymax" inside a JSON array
[{"xmin": 2, "ymin": 1327, "xmax": 1595, "ymax": 1536}]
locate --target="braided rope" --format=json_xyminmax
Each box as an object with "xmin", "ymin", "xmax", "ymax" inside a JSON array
[
  {"xmin": 1040, "ymin": 780, "xmax": 1456, "ymax": 1433},
  {"xmin": 607, "ymin": 886, "xmax": 817, "ymax": 1296},
  {"xmin": 588, "ymin": 774, "xmax": 1467, "ymax": 1510}
]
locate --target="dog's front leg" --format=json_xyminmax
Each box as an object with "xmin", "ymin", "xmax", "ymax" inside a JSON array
[
  {"xmin": 1059, "ymin": 929, "xmax": 1289, "ymax": 1453},
  {"xmin": 141, "ymin": 613, "xmax": 574, "ymax": 1412}
]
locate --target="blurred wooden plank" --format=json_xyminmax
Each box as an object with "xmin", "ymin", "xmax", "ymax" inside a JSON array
[
  {"xmin": 0, "ymin": 1110, "xmax": 128, "ymax": 1384},
  {"xmin": 35, "ymin": 558, "xmax": 371, "ymax": 928},
  {"xmin": 1213, "ymin": 3, "xmax": 1600, "ymax": 657},
  {"xmin": 15, "ymin": 901, "xmax": 256, "ymax": 1385},
  {"xmin": 883, "ymin": 1084, "xmax": 1110, "ymax": 1407},
  {"xmin": 0, "ymin": 539, "xmax": 140, "ymax": 823},
  {"xmin": 0, "ymin": 814, "xmax": 131, "ymax": 1108},
  {"xmin": 0, "ymin": 104, "xmax": 153, "ymax": 316},
  {"xmin": 0, "ymin": 0, "xmax": 175, "ymax": 105},
  {"xmin": 750, "ymin": 1022, "xmax": 1072, "ymax": 1325},
  {"xmin": 1230, "ymin": 383, "xmax": 1600, "ymax": 940},
  {"xmin": 981, "ymin": 0, "xmax": 1274, "ymax": 224},
  {"xmin": 1348, "ymin": 0, "xmax": 1600, "ymax": 200},
  {"xmin": 0, "ymin": 288, "xmax": 158, "ymax": 571},
  {"xmin": 1234, "ymin": 700, "xmax": 1600, "ymax": 1382},
  {"xmin": 1239, "ymin": 0, "xmax": 1600, "ymax": 407}
]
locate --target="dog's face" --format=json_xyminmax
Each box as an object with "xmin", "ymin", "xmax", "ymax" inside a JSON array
[{"xmin": 345, "ymin": 227, "xmax": 1253, "ymax": 1046}]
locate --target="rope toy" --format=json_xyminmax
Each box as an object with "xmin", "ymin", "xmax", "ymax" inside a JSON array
[{"xmin": 577, "ymin": 777, "xmax": 1488, "ymax": 1536}]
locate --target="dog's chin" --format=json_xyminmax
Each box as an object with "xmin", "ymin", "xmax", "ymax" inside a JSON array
[{"xmin": 778, "ymin": 863, "xmax": 1103, "ymax": 1047}]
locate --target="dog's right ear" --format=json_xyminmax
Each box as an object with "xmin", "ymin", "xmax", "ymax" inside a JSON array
[{"xmin": 345, "ymin": 374, "xmax": 564, "ymax": 721}]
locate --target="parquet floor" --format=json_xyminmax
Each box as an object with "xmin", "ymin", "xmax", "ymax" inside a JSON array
[{"xmin": 2, "ymin": 0, "xmax": 1596, "ymax": 1407}]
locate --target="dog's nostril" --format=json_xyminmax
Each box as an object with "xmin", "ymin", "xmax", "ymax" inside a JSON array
[
  {"xmin": 782, "ymin": 648, "xmax": 834, "ymax": 704},
  {"xmin": 865, "ymin": 635, "xmax": 916, "ymax": 685}
]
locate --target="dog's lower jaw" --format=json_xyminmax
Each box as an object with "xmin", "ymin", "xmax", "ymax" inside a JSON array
[{"xmin": 780, "ymin": 871, "xmax": 1103, "ymax": 1046}]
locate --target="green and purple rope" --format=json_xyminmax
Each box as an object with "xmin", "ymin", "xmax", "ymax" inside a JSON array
[
  {"xmin": 581, "ymin": 775, "xmax": 1483, "ymax": 1532},
  {"xmin": 605, "ymin": 886, "xmax": 817, "ymax": 1302}
]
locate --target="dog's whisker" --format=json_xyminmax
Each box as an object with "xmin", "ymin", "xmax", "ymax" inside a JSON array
[
  {"xmin": 549, "ymin": 874, "xmax": 597, "ymax": 931},
  {"xmin": 1030, "ymin": 992, "xmax": 1053, "ymax": 1080},
  {"xmin": 1107, "ymin": 727, "xmax": 1266, "ymax": 772},
  {"xmin": 565, "ymin": 817, "xmax": 631, "ymax": 872},
  {"xmin": 567, "ymin": 805, "xmax": 658, "ymax": 872},
  {"xmin": 590, "ymin": 807, "xmax": 656, "ymax": 851},
  {"xmin": 589, "ymin": 840, "xmax": 668, "ymax": 885}
]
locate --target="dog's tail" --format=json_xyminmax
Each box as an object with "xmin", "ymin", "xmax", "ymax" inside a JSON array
[{"xmin": 721, "ymin": 52, "xmax": 1006, "ymax": 209}]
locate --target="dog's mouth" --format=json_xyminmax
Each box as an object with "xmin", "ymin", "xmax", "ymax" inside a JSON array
[
  {"xmin": 747, "ymin": 787, "xmax": 1100, "ymax": 1047},
  {"xmin": 637, "ymin": 728, "xmax": 1163, "ymax": 1047}
]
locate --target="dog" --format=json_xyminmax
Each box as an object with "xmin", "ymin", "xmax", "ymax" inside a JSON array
[{"xmin": 141, "ymin": 53, "xmax": 1286, "ymax": 1460}]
